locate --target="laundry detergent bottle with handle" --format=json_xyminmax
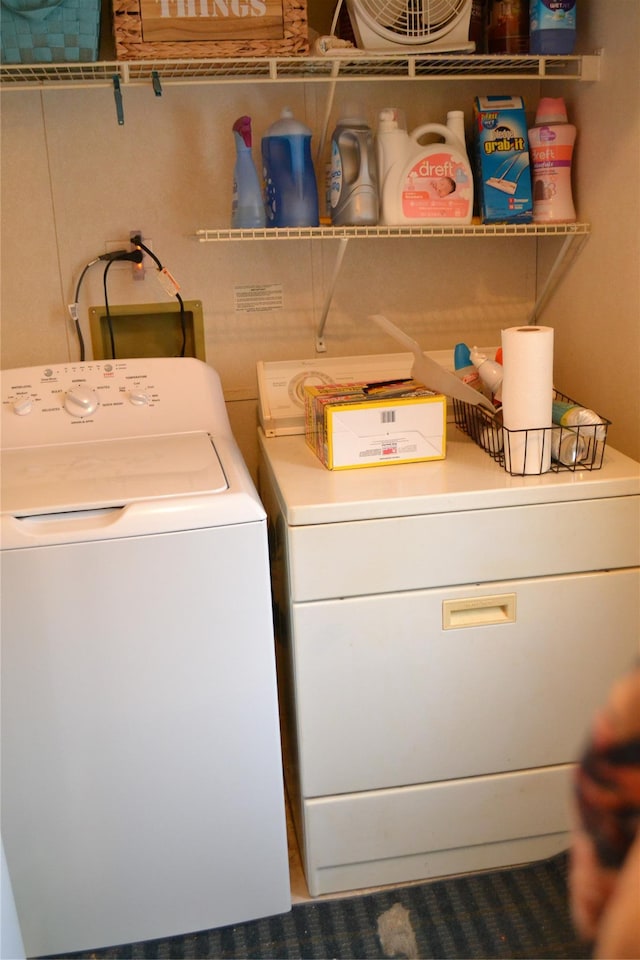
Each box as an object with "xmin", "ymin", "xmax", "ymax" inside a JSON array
[
  {"xmin": 231, "ymin": 116, "xmax": 266, "ymax": 229},
  {"xmin": 330, "ymin": 105, "xmax": 378, "ymax": 226},
  {"xmin": 376, "ymin": 108, "xmax": 473, "ymax": 225},
  {"xmin": 262, "ymin": 107, "xmax": 319, "ymax": 227}
]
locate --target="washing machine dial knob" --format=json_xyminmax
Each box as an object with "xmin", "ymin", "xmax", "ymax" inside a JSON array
[
  {"xmin": 13, "ymin": 397, "xmax": 33, "ymax": 415},
  {"xmin": 64, "ymin": 385, "xmax": 98, "ymax": 418},
  {"xmin": 129, "ymin": 390, "xmax": 150, "ymax": 406}
]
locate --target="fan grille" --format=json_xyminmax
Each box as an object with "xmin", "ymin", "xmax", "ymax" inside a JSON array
[{"xmin": 355, "ymin": 0, "xmax": 468, "ymax": 39}]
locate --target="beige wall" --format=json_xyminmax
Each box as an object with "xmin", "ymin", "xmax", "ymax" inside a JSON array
[
  {"xmin": 542, "ymin": 0, "xmax": 640, "ymax": 461},
  {"xmin": 1, "ymin": 0, "xmax": 638, "ymax": 470}
]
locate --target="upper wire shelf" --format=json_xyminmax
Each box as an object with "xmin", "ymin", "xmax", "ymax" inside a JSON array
[
  {"xmin": 194, "ymin": 222, "xmax": 591, "ymax": 242},
  {"xmin": 0, "ymin": 52, "xmax": 601, "ymax": 89}
]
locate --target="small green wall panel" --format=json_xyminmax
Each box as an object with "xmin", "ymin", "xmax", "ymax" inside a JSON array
[{"xmin": 89, "ymin": 300, "xmax": 205, "ymax": 361}]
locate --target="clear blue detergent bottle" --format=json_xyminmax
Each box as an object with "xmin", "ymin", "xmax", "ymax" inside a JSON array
[
  {"xmin": 530, "ymin": 0, "xmax": 577, "ymax": 55},
  {"xmin": 261, "ymin": 107, "xmax": 319, "ymax": 227},
  {"xmin": 231, "ymin": 116, "xmax": 266, "ymax": 229}
]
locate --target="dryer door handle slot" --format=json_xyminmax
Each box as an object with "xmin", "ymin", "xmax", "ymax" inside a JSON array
[{"xmin": 442, "ymin": 593, "xmax": 517, "ymax": 630}]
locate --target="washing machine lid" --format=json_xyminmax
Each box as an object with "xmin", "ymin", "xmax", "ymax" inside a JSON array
[{"xmin": 1, "ymin": 431, "xmax": 228, "ymax": 517}]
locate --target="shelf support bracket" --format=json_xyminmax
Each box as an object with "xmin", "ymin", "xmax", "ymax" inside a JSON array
[
  {"xmin": 315, "ymin": 236, "xmax": 349, "ymax": 352},
  {"xmin": 112, "ymin": 75, "xmax": 124, "ymax": 125},
  {"xmin": 527, "ymin": 231, "xmax": 589, "ymax": 324}
]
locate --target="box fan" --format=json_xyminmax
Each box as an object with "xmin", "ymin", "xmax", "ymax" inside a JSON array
[{"xmin": 344, "ymin": 0, "xmax": 475, "ymax": 52}]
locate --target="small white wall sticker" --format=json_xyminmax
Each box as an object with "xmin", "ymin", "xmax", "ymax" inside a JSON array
[{"xmin": 234, "ymin": 284, "xmax": 283, "ymax": 313}]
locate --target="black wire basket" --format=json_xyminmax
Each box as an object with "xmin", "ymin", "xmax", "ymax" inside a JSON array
[{"xmin": 453, "ymin": 389, "xmax": 610, "ymax": 476}]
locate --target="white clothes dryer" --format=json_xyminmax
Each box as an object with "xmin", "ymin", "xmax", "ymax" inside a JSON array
[
  {"xmin": 1, "ymin": 358, "xmax": 290, "ymax": 958},
  {"xmin": 257, "ymin": 351, "xmax": 640, "ymax": 898}
]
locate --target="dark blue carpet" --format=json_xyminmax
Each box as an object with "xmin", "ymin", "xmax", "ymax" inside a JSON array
[{"xmin": 52, "ymin": 852, "xmax": 590, "ymax": 960}]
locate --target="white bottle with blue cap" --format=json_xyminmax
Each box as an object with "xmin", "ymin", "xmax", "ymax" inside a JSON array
[{"xmin": 454, "ymin": 343, "xmax": 483, "ymax": 393}]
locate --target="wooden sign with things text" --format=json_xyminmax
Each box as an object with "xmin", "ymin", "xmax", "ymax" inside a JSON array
[{"xmin": 139, "ymin": 0, "xmax": 285, "ymax": 42}]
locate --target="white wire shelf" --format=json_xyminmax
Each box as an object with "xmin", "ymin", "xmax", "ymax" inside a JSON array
[
  {"xmin": 194, "ymin": 222, "xmax": 591, "ymax": 242},
  {"xmin": 190, "ymin": 221, "xmax": 592, "ymax": 351},
  {"xmin": 0, "ymin": 52, "xmax": 601, "ymax": 89}
]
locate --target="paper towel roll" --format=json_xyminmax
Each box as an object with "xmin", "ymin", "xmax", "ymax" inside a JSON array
[{"xmin": 501, "ymin": 325, "xmax": 554, "ymax": 474}]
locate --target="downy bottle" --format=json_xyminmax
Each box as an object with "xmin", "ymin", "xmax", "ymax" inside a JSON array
[
  {"xmin": 529, "ymin": 97, "xmax": 576, "ymax": 223},
  {"xmin": 376, "ymin": 108, "xmax": 473, "ymax": 225},
  {"xmin": 231, "ymin": 116, "xmax": 266, "ymax": 229},
  {"xmin": 330, "ymin": 106, "xmax": 378, "ymax": 226}
]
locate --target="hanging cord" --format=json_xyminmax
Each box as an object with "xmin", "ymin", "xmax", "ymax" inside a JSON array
[
  {"xmin": 103, "ymin": 257, "xmax": 118, "ymax": 359},
  {"xmin": 73, "ymin": 241, "xmax": 184, "ymax": 362},
  {"xmin": 71, "ymin": 257, "xmax": 99, "ymax": 361},
  {"xmin": 69, "ymin": 249, "xmax": 137, "ymax": 361},
  {"xmin": 101, "ymin": 250, "xmax": 144, "ymax": 360},
  {"xmin": 131, "ymin": 235, "xmax": 186, "ymax": 358}
]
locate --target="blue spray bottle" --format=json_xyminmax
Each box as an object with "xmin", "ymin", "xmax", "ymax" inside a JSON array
[{"xmin": 231, "ymin": 116, "xmax": 266, "ymax": 229}]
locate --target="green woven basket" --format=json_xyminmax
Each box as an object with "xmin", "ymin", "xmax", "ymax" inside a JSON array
[{"xmin": 0, "ymin": 0, "xmax": 101, "ymax": 63}]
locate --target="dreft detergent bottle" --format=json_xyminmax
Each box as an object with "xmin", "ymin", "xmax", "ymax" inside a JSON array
[
  {"xmin": 231, "ymin": 116, "xmax": 266, "ymax": 229},
  {"xmin": 262, "ymin": 107, "xmax": 319, "ymax": 227},
  {"xmin": 376, "ymin": 108, "xmax": 473, "ymax": 225}
]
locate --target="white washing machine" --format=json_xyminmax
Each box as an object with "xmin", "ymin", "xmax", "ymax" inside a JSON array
[
  {"xmin": 1, "ymin": 358, "xmax": 291, "ymax": 958},
  {"xmin": 257, "ymin": 353, "xmax": 640, "ymax": 897}
]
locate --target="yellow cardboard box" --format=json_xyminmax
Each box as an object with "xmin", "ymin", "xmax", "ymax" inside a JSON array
[{"xmin": 304, "ymin": 380, "xmax": 446, "ymax": 470}]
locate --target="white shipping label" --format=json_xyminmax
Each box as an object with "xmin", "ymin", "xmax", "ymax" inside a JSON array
[{"xmin": 235, "ymin": 284, "xmax": 283, "ymax": 313}]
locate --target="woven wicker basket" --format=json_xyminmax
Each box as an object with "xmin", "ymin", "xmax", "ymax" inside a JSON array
[
  {"xmin": 0, "ymin": 0, "xmax": 101, "ymax": 63},
  {"xmin": 112, "ymin": 0, "xmax": 308, "ymax": 60}
]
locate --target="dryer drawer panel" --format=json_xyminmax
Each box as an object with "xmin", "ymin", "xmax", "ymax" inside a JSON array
[
  {"xmin": 303, "ymin": 765, "xmax": 572, "ymax": 897},
  {"xmin": 287, "ymin": 496, "xmax": 640, "ymax": 601},
  {"xmin": 292, "ymin": 569, "xmax": 639, "ymax": 798}
]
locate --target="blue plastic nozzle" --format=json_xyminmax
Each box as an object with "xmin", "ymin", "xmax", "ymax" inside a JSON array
[{"xmin": 454, "ymin": 342, "xmax": 472, "ymax": 371}]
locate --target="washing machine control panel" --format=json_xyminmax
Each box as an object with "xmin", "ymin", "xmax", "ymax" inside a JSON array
[
  {"xmin": 3, "ymin": 361, "xmax": 159, "ymax": 419},
  {"xmin": 0, "ymin": 358, "xmax": 229, "ymax": 447}
]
